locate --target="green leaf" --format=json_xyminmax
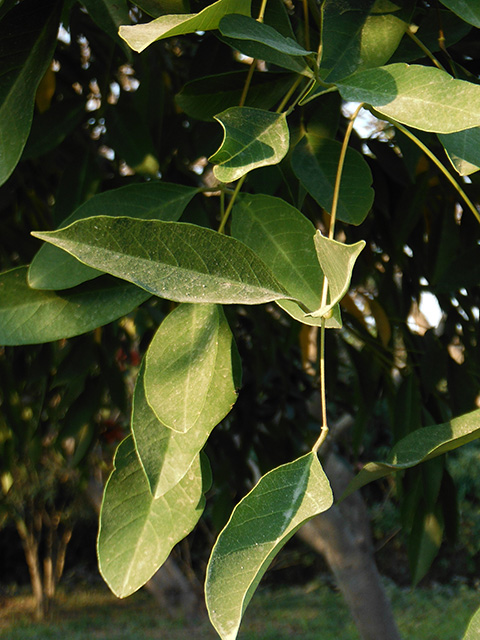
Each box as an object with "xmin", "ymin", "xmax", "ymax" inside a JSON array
[
  {"xmin": 439, "ymin": 0, "xmax": 480, "ymax": 27},
  {"xmin": 32, "ymin": 217, "xmax": 292, "ymax": 305},
  {"xmin": 82, "ymin": 0, "xmax": 131, "ymax": 46},
  {"xmin": 308, "ymin": 231, "xmax": 365, "ymax": 318},
  {"xmin": 29, "ymin": 183, "xmax": 199, "ymax": 290},
  {"xmin": 291, "ymin": 133, "xmax": 374, "ymax": 225},
  {"xmin": 144, "ymin": 303, "xmax": 239, "ymax": 434},
  {"xmin": 176, "ymin": 71, "xmax": 296, "ymax": 122},
  {"xmin": 209, "ymin": 108, "xmax": 289, "ymax": 182},
  {"xmin": 438, "ymin": 128, "xmax": 480, "ymax": 176},
  {"xmin": 408, "ymin": 506, "xmax": 444, "ymax": 585},
  {"xmin": 463, "ymin": 606, "xmax": 480, "ymax": 640},
  {"xmin": 205, "ymin": 452, "xmax": 333, "ymax": 640},
  {"xmin": 337, "ymin": 63, "xmax": 480, "ymax": 133},
  {"xmin": 319, "ymin": 0, "xmax": 413, "ymax": 83},
  {"xmin": 340, "ymin": 408, "xmax": 480, "ymax": 500},
  {"xmin": 219, "ymin": 14, "xmax": 312, "ymax": 56},
  {"xmin": 231, "ymin": 194, "xmax": 341, "ymax": 328},
  {"xmin": 0, "ymin": 267, "xmax": 150, "ymax": 346},
  {"xmin": 97, "ymin": 436, "xmax": 205, "ymax": 598},
  {"xmin": 0, "ymin": 0, "xmax": 62, "ymax": 186},
  {"xmin": 134, "ymin": 310, "xmax": 240, "ymax": 496},
  {"xmin": 119, "ymin": 0, "xmax": 251, "ymax": 53}
]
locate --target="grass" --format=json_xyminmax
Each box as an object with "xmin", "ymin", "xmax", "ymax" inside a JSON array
[{"xmin": 0, "ymin": 578, "xmax": 478, "ymax": 640}]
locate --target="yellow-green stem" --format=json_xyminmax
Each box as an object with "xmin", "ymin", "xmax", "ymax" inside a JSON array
[
  {"xmin": 406, "ymin": 27, "xmax": 446, "ymax": 72},
  {"xmin": 276, "ymin": 75, "xmax": 304, "ymax": 113},
  {"xmin": 239, "ymin": 61, "xmax": 256, "ymax": 107},
  {"xmin": 302, "ymin": 0, "xmax": 310, "ymax": 51},
  {"xmin": 312, "ymin": 318, "xmax": 328, "ymax": 453},
  {"xmin": 217, "ymin": 175, "xmax": 246, "ymax": 233},
  {"xmin": 257, "ymin": 0, "xmax": 268, "ymax": 22}
]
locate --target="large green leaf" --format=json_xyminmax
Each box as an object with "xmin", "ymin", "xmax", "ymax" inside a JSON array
[
  {"xmin": 32, "ymin": 217, "xmax": 292, "ymax": 305},
  {"xmin": 438, "ymin": 128, "xmax": 480, "ymax": 176},
  {"xmin": 319, "ymin": 0, "xmax": 412, "ymax": 83},
  {"xmin": 134, "ymin": 310, "xmax": 240, "ymax": 496},
  {"xmin": 119, "ymin": 0, "xmax": 251, "ymax": 53},
  {"xmin": 176, "ymin": 71, "xmax": 295, "ymax": 121},
  {"xmin": 0, "ymin": 267, "xmax": 150, "ymax": 346},
  {"xmin": 463, "ymin": 605, "xmax": 480, "ymax": 639},
  {"xmin": 97, "ymin": 436, "xmax": 205, "ymax": 598},
  {"xmin": 439, "ymin": 0, "xmax": 480, "ymax": 27},
  {"xmin": 291, "ymin": 133, "xmax": 374, "ymax": 225},
  {"xmin": 231, "ymin": 194, "xmax": 341, "ymax": 328},
  {"xmin": 341, "ymin": 408, "xmax": 480, "ymax": 499},
  {"xmin": 29, "ymin": 183, "xmax": 199, "ymax": 290},
  {"xmin": 209, "ymin": 108, "xmax": 289, "ymax": 183},
  {"xmin": 144, "ymin": 303, "xmax": 239, "ymax": 434},
  {"xmin": 205, "ymin": 452, "xmax": 333, "ymax": 640},
  {"xmin": 0, "ymin": 0, "xmax": 62, "ymax": 186},
  {"xmin": 337, "ymin": 63, "xmax": 480, "ymax": 133},
  {"xmin": 82, "ymin": 0, "xmax": 131, "ymax": 45}
]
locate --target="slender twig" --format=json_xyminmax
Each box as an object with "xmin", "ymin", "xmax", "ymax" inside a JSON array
[
  {"xmin": 302, "ymin": 0, "xmax": 310, "ymax": 51},
  {"xmin": 406, "ymin": 27, "xmax": 446, "ymax": 72},
  {"xmin": 239, "ymin": 61, "xmax": 256, "ymax": 107},
  {"xmin": 217, "ymin": 175, "xmax": 246, "ymax": 233},
  {"xmin": 312, "ymin": 317, "xmax": 328, "ymax": 453},
  {"xmin": 276, "ymin": 75, "xmax": 304, "ymax": 113},
  {"xmin": 257, "ymin": 0, "xmax": 268, "ymax": 23}
]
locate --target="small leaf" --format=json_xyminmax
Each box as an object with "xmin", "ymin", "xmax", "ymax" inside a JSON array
[
  {"xmin": 341, "ymin": 407, "xmax": 480, "ymax": 500},
  {"xmin": 463, "ymin": 605, "xmax": 480, "ymax": 640},
  {"xmin": 337, "ymin": 63, "xmax": 480, "ymax": 133},
  {"xmin": 231, "ymin": 194, "xmax": 341, "ymax": 327},
  {"xmin": 97, "ymin": 436, "xmax": 205, "ymax": 598},
  {"xmin": 438, "ymin": 128, "xmax": 480, "ymax": 176},
  {"xmin": 32, "ymin": 217, "xmax": 292, "ymax": 305},
  {"xmin": 119, "ymin": 0, "xmax": 251, "ymax": 53},
  {"xmin": 439, "ymin": 0, "xmax": 480, "ymax": 27},
  {"xmin": 144, "ymin": 303, "xmax": 239, "ymax": 434},
  {"xmin": 0, "ymin": 267, "xmax": 150, "ymax": 346},
  {"xmin": 134, "ymin": 312, "xmax": 240, "ymax": 497},
  {"xmin": 205, "ymin": 452, "xmax": 333, "ymax": 640},
  {"xmin": 210, "ymin": 107, "xmax": 289, "ymax": 183},
  {"xmin": 291, "ymin": 133, "xmax": 374, "ymax": 225}
]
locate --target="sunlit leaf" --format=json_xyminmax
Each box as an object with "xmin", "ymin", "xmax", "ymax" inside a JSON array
[
  {"xmin": 439, "ymin": 0, "xmax": 480, "ymax": 27},
  {"xmin": 205, "ymin": 452, "xmax": 333, "ymax": 640},
  {"xmin": 32, "ymin": 217, "xmax": 292, "ymax": 305},
  {"xmin": 337, "ymin": 63, "xmax": 480, "ymax": 133},
  {"xmin": 438, "ymin": 128, "xmax": 480, "ymax": 176},
  {"xmin": 97, "ymin": 436, "xmax": 205, "ymax": 598},
  {"xmin": 210, "ymin": 108, "xmax": 289, "ymax": 182},
  {"xmin": 341, "ymin": 408, "xmax": 480, "ymax": 499},
  {"xmin": 0, "ymin": 267, "xmax": 150, "ymax": 346},
  {"xmin": 119, "ymin": 0, "xmax": 251, "ymax": 53},
  {"xmin": 463, "ymin": 605, "xmax": 480, "ymax": 639},
  {"xmin": 29, "ymin": 183, "xmax": 199, "ymax": 290}
]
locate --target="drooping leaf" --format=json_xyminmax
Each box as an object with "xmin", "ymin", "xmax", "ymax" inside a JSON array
[
  {"xmin": 291, "ymin": 133, "xmax": 374, "ymax": 225},
  {"xmin": 82, "ymin": 0, "xmax": 131, "ymax": 46},
  {"xmin": 97, "ymin": 436, "xmax": 205, "ymax": 598},
  {"xmin": 231, "ymin": 193, "xmax": 341, "ymax": 328},
  {"xmin": 209, "ymin": 107, "xmax": 289, "ymax": 182},
  {"xmin": 32, "ymin": 217, "xmax": 292, "ymax": 305},
  {"xmin": 319, "ymin": 0, "xmax": 412, "ymax": 83},
  {"xmin": 144, "ymin": 303, "xmax": 239, "ymax": 434},
  {"xmin": 463, "ymin": 605, "xmax": 480, "ymax": 640},
  {"xmin": 337, "ymin": 63, "xmax": 480, "ymax": 134},
  {"xmin": 0, "ymin": 0, "xmax": 62, "ymax": 186},
  {"xmin": 0, "ymin": 267, "xmax": 150, "ymax": 346},
  {"xmin": 29, "ymin": 183, "xmax": 199, "ymax": 290},
  {"xmin": 438, "ymin": 128, "xmax": 480, "ymax": 176},
  {"xmin": 439, "ymin": 0, "xmax": 480, "ymax": 27},
  {"xmin": 176, "ymin": 71, "xmax": 295, "ymax": 121},
  {"xmin": 408, "ymin": 506, "xmax": 444, "ymax": 586},
  {"xmin": 119, "ymin": 0, "xmax": 251, "ymax": 53},
  {"xmin": 205, "ymin": 452, "xmax": 333, "ymax": 640},
  {"xmin": 134, "ymin": 313, "xmax": 240, "ymax": 496},
  {"xmin": 341, "ymin": 408, "xmax": 480, "ymax": 499},
  {"xmin": 308, "ymin": 231, "xmax": 365, "ymax": 318}
]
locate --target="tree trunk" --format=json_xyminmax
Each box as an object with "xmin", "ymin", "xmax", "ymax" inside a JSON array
[
  {"xmin": 15, "ymin": 517, "xmax": 45, "ymax": 620},
  {"xmin": 298, "ymin": 452, "xmax": 402, "ymax": 640}
]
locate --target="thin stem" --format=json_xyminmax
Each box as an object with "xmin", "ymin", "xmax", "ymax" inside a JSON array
[
  {"xmin": 406, "ymin": 27, "xmax": 446, "ymax": 72},
  {"xmin": 285, "ymin": 77, "xmax": 317, "ymax": 115},
  {"xmin": 395, "ymin": 122, "xmax": 480, "ymax": 225},
  {"xmin": 217, "ymin": 175, "xmax": 246, "ymax": 233},
  {"xmin": 302, "ymin": 0, "xmax": 310, "ymax": 51},
  {"xmin": 329, "ymin": 102, "xmax": 364, "ymax": 239},
  {"xmin": 312, "ymin": 318, "xmax": 328, "ymax": 453},
  {"xmin": 257, "ymin": 0, "xmax": 268, "ymax": 22},
  {"xmin": 239, "ymin": 61, "xmax": 256, "ymax": 107},
  {"xmin": 276, "ymin": 75, "xmax": 304, "ymax": 113}
]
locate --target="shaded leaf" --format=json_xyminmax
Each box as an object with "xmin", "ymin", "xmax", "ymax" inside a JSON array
[
  {"xmin": 337, "ymin": 63, "xmax": 480, "ymax": 133},
  {"xmin": 291, "ymin": 133, "xmax": 374, "ymax": 225},
  {"xmin": 341, "ymin": 408, "xmax": 480, "ymax": 499},
  {"xmin": 32, "ymin": 217, "xmax": 292, "ymax": 305},
  {"xmin": 231, "ymin": 193, "xmax": 341, "ymax": 328},
  {"xmin": 0, "ymin": 0, "xmax": 62, "ymax": 186},
  {"xmin": 408, "ymin": 506, "xmax": 444, "ymax": 585},
  {"xmin": 0, "ymin": 267, "xmax": 150, "ymax": 346},
  {"xmin": 463, "ymin": 605, "xmax": 480, "ymax": 640},
  {"xmin": 210, "ymin": 107, "xmax": 289, "ymax": 182},
  {"xmin": 205, "ymin": 452, "xmax": 333, "ymax": 640},
  {"xmin": 439, "ymin": 128, "xmax": 480, "ymax": 176},
  {"xmin": 97, "ymin": 436, "xmax": 205, "ymax": 597},
  {"xmin": 439, "ymin": 0, "xmax": 480, "ymax": 27},
  {"xmin": 134, "ymin": 312, "xmax": 240, "ymax": 496},
  {"xmin": 82, "ymin": 0, "xmax": 131, "ymax": 46},
  {"xmin": 29, "ymin": 182, "xmax": 199, "ymax": 290},
  {"xmin": 119, "ymin": 0, "xmax": 251, "ymax": 53}
]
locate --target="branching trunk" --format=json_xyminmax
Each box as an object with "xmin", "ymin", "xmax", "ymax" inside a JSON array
[{"xmin": 15, "ymin": 516, "xmax": 45, "ymax": 620}]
